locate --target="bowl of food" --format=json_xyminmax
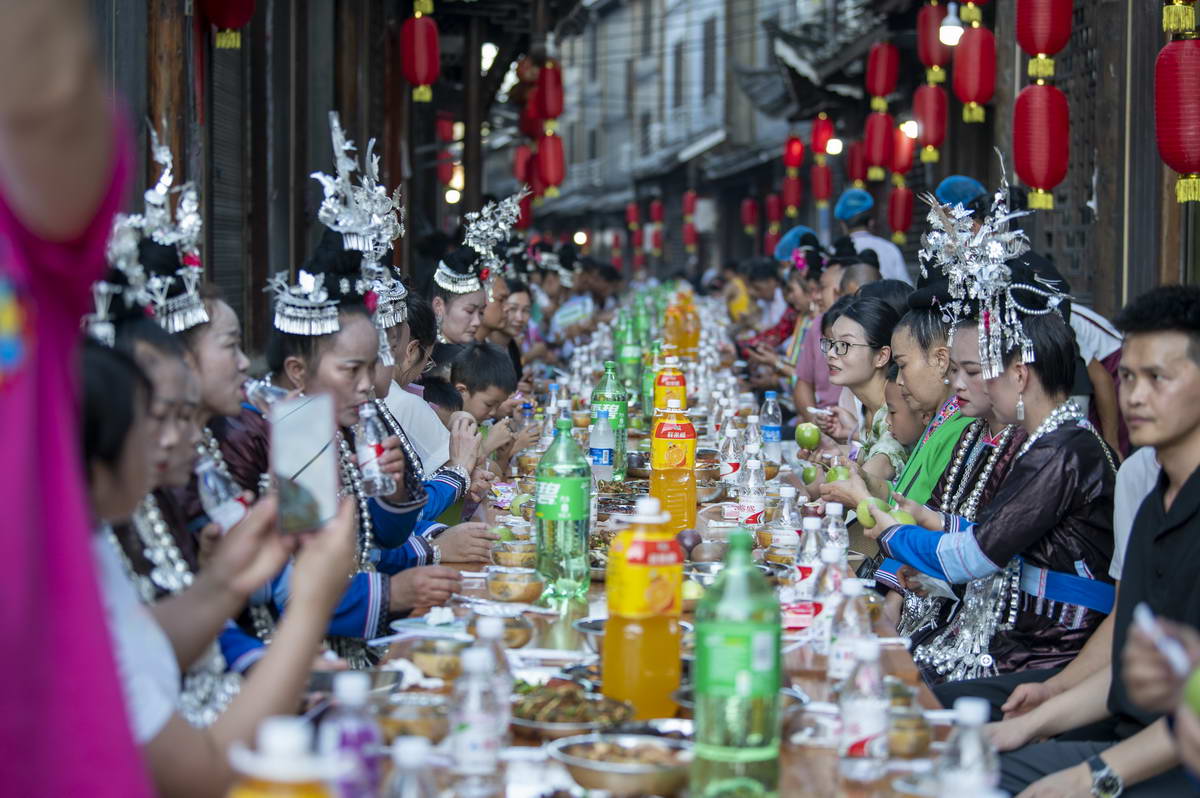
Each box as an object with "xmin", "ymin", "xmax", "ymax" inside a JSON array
[
  {"xmin": 485, "ymin": 566, "xmax": 545, "ymax": 603},
  {"xmin": 511, "ymin": 683, "xmax": 635, "ymax": 740},
  {"xmin": 410, "ymin": 638, "xmax": 470, "ymax": 680},
  {"xmin": 694, "ymin": 463, "xmax": 722, "ymax": 484},
  {"xmin": 763, "ymin": 461, "xmax": 781, "ymax": 481},
  {"xmin": 696, "ymin": 447, "xmax": 721, "ymax": 465},
  {"xmin": 573, "ymin": 617, "xmax": 694, "ymax": 657},
  {"xmin": 491, "ymin": 539, "xmax": 537, "ymax": 568},
  {"xmin": 684, "ymin": 561, "xmax": 772, "ymax": 587},
  {"xmin": 378, "ymin": 692, "xmax": 450, "ymax": 743},
  {"xmin": 547, "ymin": 734, "xmax": 693, "ymax": 796},
  {"xmin": 572, "ymin": 409, "xmax": 593, "ymax": 429},
  {"xmin": 467, "ymin": 607, "xmax": 534, "ymax": 649},
  {"xmin": 764, "ymin": 544, "xmax": 798, "ymax": 566},
  {"xmin": 517, "ymin": 452, "xmax": 543, "ymax": 477},
  {"xmin": 695, "ymin": 479, "xmax": 725, "ymax": 504}
]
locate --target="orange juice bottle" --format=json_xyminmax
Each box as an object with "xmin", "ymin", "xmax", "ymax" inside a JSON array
[
  {"xmin": 681, "ymin": 294, "xmax": 701, "ymax": 361},
  {"xmin": 653, "ymin": 355, "xmax": 687, "ymax": 410},
  {"xmin": 228, "ymin": 717, "xmax": 335, "ymax": 798},
  {"xmin": 663, "ymin": 299, "xmax": 686, "ymax": 354},
  {"xmin": 650, "ymin": 398, "xmax": 697, "ymax": 535},
  {"xmin": 603, "ymin": 495, "xmax": 684, "ymax": 719}
]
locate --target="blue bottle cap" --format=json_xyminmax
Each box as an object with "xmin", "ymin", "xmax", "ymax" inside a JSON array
[
  {"xmin": 765, "ymin": 391, "xmax": 777, "ymax": 399},
  {"xmin": 597, "ymin": 410, "xmax": 609, "ymax": 418}
]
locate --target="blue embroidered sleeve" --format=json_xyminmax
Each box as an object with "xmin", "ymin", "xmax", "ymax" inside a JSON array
[
  {"xmin": 273, "ymin": 563, "xmax": 388, "ymax": 639},
  {"xmin": 372, "ymin": 534, "xmax": 435, "ymax": 575},
  {"xmin": 879, "ymin": 520, "xmax": 1002, "ymax": 584},
  {"xmin": 369, "ymin": 495, "xmax": 421, "ymax": 547},
  {"xmin": 218, "ymin": 621, "xmax": 265, "ymax": 673},
  {"xmin": 419, "ymin": 469, "xmax": 467, "ymax": 521}
]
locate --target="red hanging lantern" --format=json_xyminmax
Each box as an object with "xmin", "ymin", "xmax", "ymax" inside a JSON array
[
  {"xmin": 537, "ymin": 60, "xmax": 564, "ymax": 131},
  {"xmin": 846, "ymin": 140, "xmax": 867, "ymax": 187},
  {"xmin": 866, "ymin": 41, "xmax": 900, "ymax": 111},
  {"xmin": 519, "ymin": 88, "xmax": 543, "ymax": 139},
  {"xmin": 765, "ymin": 193, "xmax": 783, "ymax": 231},
  {"xmin": 1013, "ymin": 83, "xmax": 1069, "ymax": 209},
  {"xmin": 649, "ymin": 199, "xmax": 664, "ymax": 224},
  {"xmin": 917, "ymin": 3, "xmax": 951, "ymax": 84},
  {"xmin": 783, "ymin": 135, "xmax": 805, "ymax": 175},
  {"xmin": 914, "ymin": 84, "xmax": 948, "ymax": 163},
  {"xmin": 811, "ymin": 113, "xmax": 834, "ymax": 164},
  {"xmin": 1017, "ymin": 0, "xmax": 1073, "ymax": 79},
  {"xmin": 516, "ymin": 55, "xmax": 541, "ymax": 85},
  {"xmin": 1164, "ymin": 0, "xmax": 1197, "ymax": 33},
  {"xmin": 683, "ymin": 221, "xmax": 698, "ymax": 253},
  {"xmin": 400, "ymin": 12, "xmax": 441, "ymax": 103},
  {"xmin": 960, "ymin": 0, "xmax": 990, "ymax": 25},
  {"xmin": 682, "ymin": 190, "xmax": 698, "ymax": 220},
  {"xmin": 200, "ymin": 0, "xmax": 256, "ymax": 49},
  {"xmin": 513, "ymin": 144, "xmax": 532, "ymax": 183},
  {"xmin": 864, "ymin": 112, "xmax": 894, "ymax": 181},
  {"xmin": 536, "ymin": 132, "xmax": 565, "ymax": 197},
  {"xmin": 633, "ymin": 251, "xmax": 646, "ymax": 269},
  {"xmin": 954, "ymin": 25, "xmax": 996, "ymax": 123},
  {"xmin": 625, "ymin": 202, "xmax": 640, "ymax": 230},
  {"xmin": 888, "ymin": 185, "xmax": 915, "ymax": 244},
  {"xmin": 515, "ymin": 192, "xmax": 534, "ymax": 230},
  {"xmin": 631, "ymin": 228, "xmax": 645, "ymax": 249},
  {"xmin": 782, "ymin": 176, "xmax": 804, "ymax": 218},
  {"xmin": 651, "ymin": 226, "xmax": 664, "ymax": 257},
  {"xmin": 529, "ymin": 152, "xmax": 546, "ymax": 203},
  {"xmin": 741, "ymin": 198, "xmax": 760, "ymax": 236},
  {"xmin": 811, "ymin": 162, "xmax": 833, "ymax": 209},
  {"xmin": 1156, "ymin": 38, "xmax": 1200, "ymax": 202},
  {"xmin": 892, "ymin": 126, "xmax": 916, "ymax": 185},
  {"xmin": 436, "ymin": 150, "xmax": 453, "ymax": 187},
  {"xmin": 436, "ymin": 113, "xmax": 455, "ymax": 143},
  {"xmin": 763, "ymin": 229, "xmax": 782, "ymax": 258}
]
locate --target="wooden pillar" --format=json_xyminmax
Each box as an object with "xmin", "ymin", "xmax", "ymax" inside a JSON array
[
  {"xmin": 463, "ymin": 16, "xmax": 484, "ymax": 212},
  {"xmin": 147, "ymin": 0, "xmax": 187, "ymax": 179}
]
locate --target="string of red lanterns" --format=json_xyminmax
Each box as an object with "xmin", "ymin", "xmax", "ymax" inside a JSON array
[
  {"xmin": 846, "ymin": 140, "xmax": 867, "ymax": 188},
  {"xmin": 917, "ymin": 2, "xmax": 951, "ymax": 84},
  {"xmin": 764, "ymin": 194, "xmax": 783, "ymax": 257},
  {"xmin": 741, "ymin": 198, "xmax": 760, "ymax": 237},
  {"xmin": 1016, "ymin": 0, "xmax": 1073, "ymax": 79},
  {"xmin": 914, "ymin": 84, "xmax": 948, "ymax": 163},
  {"xmin": 953, "ymin": 16, "xmax": 995, "ymax": 122},
  {"xmin": 400, "ymin": 1, "xmax": 440, "ymax": 103},
  {"xmin": 1013, "ymin": 0, "xmax": 1072, "ymax": 209},
  {"xmin": 865, "ymin": 42, "xmax": 898, "ymax": 181},
  {"xmin": 682, "ymin": 191, "xmax": 698, "ymax": 253}
]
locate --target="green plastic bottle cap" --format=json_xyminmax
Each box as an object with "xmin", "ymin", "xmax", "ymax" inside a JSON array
[
  {"xmin": 605, "ymin": 360, "xmax": 616, "ymax": 369},
  {"xmin": 556, "ymin": 417, "xmax": 572, "ymax": 430}
]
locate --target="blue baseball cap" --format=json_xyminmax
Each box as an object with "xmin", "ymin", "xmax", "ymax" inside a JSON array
[
  {"xmin": 833, "ymin": 188, "xmax": 874, "ymax": 221},
  {"xmin": 773, "ymin": 224, "xmax": 817, "ymax": 262},
  {"xmin": 935, "ymin": 175, "xmax": 988, "ymax": 209}
]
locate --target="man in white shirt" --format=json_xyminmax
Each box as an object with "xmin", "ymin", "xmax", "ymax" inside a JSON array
[
  {"xmin": 834, "ymin": 188, "xmax": 912, "ymax": 285},
  {"xmin": 1071, "ymin": 304, "xmax": 1128, "ymax": 456}
]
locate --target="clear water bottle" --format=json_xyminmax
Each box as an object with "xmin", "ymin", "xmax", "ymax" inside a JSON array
[
  {"xmin": 934, "ymin": 697, "xmax": 1000, "ymax": 790},
  {"xmin": 355, "ymin": 402, "xmax": 397, "ymax": 497},
  {"xmin": 317, "ymin": 672, "xmax": 384, "ymax": 797},
  {"xmin": 243, "ymin": 377, "xmax": 288, "ymax": 411},
  {"xmin": 449, "ymin": 647, "xmax": 505, "ymax": 798},
  {"xmin": 718, "ymin": 427, "xmax": 743, "ymax": 521},
  {"xmin": 795, "ymin": 516, "xmax": 826, "ymax": 599},
  {"xmin": 760, "ymin": 391, "xmax": 783, "ymax": 463},
  {"xmin": 385, "ymin": 737, "xmax": 439, "ymax": 798},
  {"xmin": 196, "ymin": 456, "xmax": 247, "ymax": 534},
  {"xmin": 810, "ymin": 544, "xmax": 846, "ymax": 655},
  {"xmin": 588, "ymin": 409, "xmax": 616, "ymax": 482},
  {"xmin": 824, "ymin": 502, "xmax": 849, "ymax": 551},
  {"xmin": 775, "ymin": 485, "xmax": 801, "ymax": 541},
  {"xmin": 517, "ymin": 402, "xmax": 534, "ymax": 434},
  {"xmin": 838, "ymin": 638, "xmax": 889, "ymax": 784},
  {"xmin": 827, "ymin": 579, "xmax": 873, "ymax": 688},
  {"xmin": 546, "ymin": 382, "xmax": 560, "ymax": 418},
  {"xmin": 743, "ymin": 414, "xmax": 763, "ymax": 453},
  {"xmin": 474, "ymin": 615, "xmax": 513, "ymax": 739},
  {"xmin": 738, "ymin": 459, "xmax": 766, "ymax": 527}
]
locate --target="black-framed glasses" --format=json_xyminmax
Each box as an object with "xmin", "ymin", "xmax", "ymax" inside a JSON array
[{"xmin": 820, "ymin": 337, "xmax": 875, "ymax": 357}]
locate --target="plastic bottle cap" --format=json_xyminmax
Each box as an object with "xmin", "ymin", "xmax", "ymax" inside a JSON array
[
  {"xmin": 476, "ymin": 615, "xmax": 505, "ymax": 642},
  {"xmin": 332, "ymin": 671, "xmax": 370, "ymax": 706},
  {"xmin": 522, "ymin": 403, "xmax": 532, "ymax": 409},
  {"xmin": 855, "ymin": 638, "xmax": 881, "ymax": 659},
  {"xmin": 748, "ymin": 415, "xmax": 760, "ymax": 423},
  {"xmin": 802, "ymin": 517, "xmax": 822, "ymax": 531},
  {"xmin": 780, "ymin": 485, "xmax": 797, "ymax": 498},
  {"xmin": 392, "ymin": 735, "xmax": 432, "ymax": 767},
  {"xmin": 841, "ymin": 578, "xmax": 863, "ymax": 597},
  {"xmin": 605, "ymin": 360, "xmax": 616, "ymax": 369},
  {"xmin": 954, "ymin": 696, "xmax": 991, "ymax": 726},
  {"xmin": 820, "ymin": 544, "xmax": 841, "ymax": 563},
  {"xmin": 257, "ymin": 716, "xmax": 313, "ymax": 758},
  {"xmin": 462, "ymin": 646, "xmax": 493, "ymax": 673},
  {"xmin": 826, "ymin": 502, "xmax": 844, "ymax": 517},
  {"xmin": 635, "ymin": 496, "xmax": 662, "ymax": 516},
  {"xmin": 665, "ymin": 356, "xmax": 680, "ymax": 365},
  {"xmin": 725, "ymin": 427, "xmax": 739, "ymax": 438},
  {"xmin": 597, "ymin": 410, "xmax": 609, "ymax": 419},
  {"xmin": 765, "ymin": 391, "xmax": 777, "ymax": 399},
  {"xmin": 667, "ymin": 399, "xmax": 682, "ymax": 409},
  {"xmin": 746, "ymin": 459, "xmax": 762, "ymax": 469},
  {"xmin": 550, "ymin": 383, "xmax": 559, "ymax": 390}
]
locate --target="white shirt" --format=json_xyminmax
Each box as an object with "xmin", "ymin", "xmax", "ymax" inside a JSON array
[
  {"xmin": 1070, "ymin": 305, "xmax": 1123, "ymax": 364},
  {"xmin": 1110, "ymin": 446, "xmax": 1161, "ymax": 580},
  {"xmin": 94, "ymin": 532, "xmax": 179, "ymax": 743},
  {"xmin": 850, "ymin": 230, "xmax": 912, "ymax": 285},
  {"xmin": 384, "ymin": 380, "xmax": 449, "ymax": 475},
  {"xmin": 762, "ymin": 286, "xmax": 788, "ymax": 328}
]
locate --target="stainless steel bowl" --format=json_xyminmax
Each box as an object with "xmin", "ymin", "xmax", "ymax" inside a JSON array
[
  {"xmin": 684, "ymin": 561, "xmax": 772, "ymax": 587},
  {"xmin": 307, "ymin": 669, "xmax": 403, "ymax": 695},
  {"xmin": 572, "ymin": 617, "xmax": 694, "ymax": 656},
  {"xmin": 510, "ymin": 693, "xmax": 635, "ymax": 741},
  {"xmin": 696, "ymin": 479, "xmax": 725, "ymax": 503},
  {"xmin": 625, "ymin": 451, "xmax": 651, "ymax": 479},
  {"xmin": 546, "ymin": 733, "xmax": 693, "ymax": 796}
]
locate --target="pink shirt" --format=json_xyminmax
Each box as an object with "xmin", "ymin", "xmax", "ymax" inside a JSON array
[
  {"xmin": 795, "ymin": 312, "xmax": 841, "ymax": 408},
  {"xmin": 0, "ymin": 127, "xmax": 151, "ymax": 796}
]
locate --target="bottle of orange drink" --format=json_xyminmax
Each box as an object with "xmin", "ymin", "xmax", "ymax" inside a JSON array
[
  {"xmin": 680, "ymin": 292, "xmax": 701, "ymax": 361},
  {"xmin": 653, "ymin": 355, "xmax": 687, "ymax": 410},
  {"xmin": 602, "ymin": 495, "xmax": 684, "ymax": 719},
  {"xmin": 663, "ymin": 296, "xmax": 686, "ymax": 355},
  {"xmin": 650, "ymin": 398, "xmax": 696, "ymax": 535}
]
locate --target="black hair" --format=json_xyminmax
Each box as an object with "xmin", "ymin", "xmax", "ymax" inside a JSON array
[
  {"xmin": 506, "ymin": 278, "xmax": 531, "ymax": 297},
  {"xmin": 82, "ymin": 340, "xmax": 151, "ymax": 473},
  {"xmin": 405, "ymin": 292, "xmax": 438, "ymax": 350},
  {"xmin": 885, "ymin": 361, "xmax": 901, "ymax": 382},
  {"xmin": 1000, "ymin": 312, "xmax": 1077, "ymax": 397},
  {"xmin": 894, "ymin": 278, "xmax": 952, "ymax": 353},
  {"xmin": 839, "ymin": 262, "xmax": 881, "ymax": 292},
  {"xmin": 429, "ymin": 246, "xmax": 484, "ymax": 305},
  {"xmin": 1115, "ymin": 285, "xmax": 1200, "ymax": 364},
  {"xmin": 822, "ymin": 293, "xmax": 856, "ymax": 334},
  {"xmin": 857, "ymin": 279, "xmax": 912, "ymax": 319},
  {"xmin": 419, "ymin": 375, "xmax": 464, "ymax": 411},
  {"xmin": 593, "ymin": 263, "xmax": 622, "ymax": 284},
  {"xmin": 446, "ymin": 341, "xmax": 518, "ymax": 395},
  {"xmin": 747, "ymin": 258, "xmax": 781, "ymax": 285},
  {"xmin": 844, "ymin": 209, "xmax": 874, "ymax": 230},
  {"xmin": 832, "ymin": 295, "xmax": 901, "ymax": 351},
  {"xmin": 102, "ymin": 259, "xmax": 189, "ymax": 362},
  {"xmin": 133, "ymin": 239, "xmax": 226, "ymax": 352}
]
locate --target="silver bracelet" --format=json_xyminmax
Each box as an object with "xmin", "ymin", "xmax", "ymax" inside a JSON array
[{"xmin": 444, "ymin": 464, "xmax": 471, "ymax": 494}]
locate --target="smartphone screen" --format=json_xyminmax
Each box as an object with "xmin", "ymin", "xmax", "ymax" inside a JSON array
[{"xmin": 270, "ymin": 394, "xmax": 339, "ymax": 535}]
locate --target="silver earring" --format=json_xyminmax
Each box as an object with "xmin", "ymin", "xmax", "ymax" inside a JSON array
[
  {"xmin": 1016, "ymin": 393, "xmax": 1025, "ymax": 421},
  {"xmin": 942, "ymin": 376, "xmax": 951, "ymax": 386}
]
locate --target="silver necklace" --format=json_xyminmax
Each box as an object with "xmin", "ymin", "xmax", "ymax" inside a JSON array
[
  {"xmin": 376, "ymin": 397, "xmax": 424, "ymax": 482},
  {"xmin": 336, "ymin": 429, "xmax": 378, "ymax": 573}
]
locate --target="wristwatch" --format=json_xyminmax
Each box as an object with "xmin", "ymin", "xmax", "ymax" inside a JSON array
[
  {"xmin": 429, "ymin": 541, "xmax": 442, "ymax": 566},
  {"xmin": 1086, "ymin": 754, "xmax": 1123, "ymax": 798}
]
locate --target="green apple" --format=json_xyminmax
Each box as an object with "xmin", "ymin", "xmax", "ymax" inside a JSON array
[
  {"xmin": 892, "ymin": 509, "xmax": 917, "ymax": 525},
  {"xmin": 827, "ymin": 465, "xmax": 851, "ymax": 483},
  {"xmin": 856, "ymin": 497, "xmax": 889, "ymax": 529},
  {"xmin": 492, "ymin": 525, "xmax": 515, "ymax": 542},
  {"xmin": 682, "ymin": 580, "xmax": 706, "ymax": 601},
  {"xmin": 1185, "ymin": 667, "xmax": 1200, "ymax": 716},
  {"xmin": 801, "ymin": 464, "xmax": 820, "ymax": 485},
  {"xmin": 795, "ymin": 422, "xmax": 821, "ymax": 450}
]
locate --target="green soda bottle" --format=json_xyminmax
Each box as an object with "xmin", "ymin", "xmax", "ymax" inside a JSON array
[
  {"xmin": 591, "ymin": 360, "xmax": 628, "ymax": 481},
  {"xmin": 616, "ymin": 317, "xmax": 643, "ymax": 390},
  {"xmin": 692, "ymin": 529, "xmax": 782, "ymax": 797},
  {"xmin": 533, "ymin": 418, "xmax": 593, "ymax": 602},
  {"xmin": 641, "ymin": 340, "xmax": 662, "ymax": 423}
]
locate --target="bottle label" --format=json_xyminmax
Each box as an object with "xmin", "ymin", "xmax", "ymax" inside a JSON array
[
  {"xmin": 781, "ymin": 600, "xmax": 822, "ymax": 630},
  {"xmin": 719, "ymin": 459, "xmax": 741, "ymax": 482},
  {"xmin": 356, "ymin": 442, "xmax": 386, "ymax": 480},
  {"xmin": 654, "ymin": 373, "xmax": 687, "ymax": 407},
  {"xmin": 451, "ymin": 721, "xmax": 499, "ymax": 775},
  {"xmin": 839, "ymin": 698, "xmax": 888, "ymax": 759},
  {"xmin": 695, "ymin": 622, "xmax": 780, "ymax": 698},
  {"xmin": 209, "ymin": 498, "xmax": 247, "ymax": 534},
  {"xmin": 589, "ymin": 447, "xmax": 614, "ymax": 466},
  {"xmin": 739, "ymin": 497, "xmax": 766, "ymax": 526},
  {"xmin": 762, "ymin": 425, "xmax": 782, "ymax": 443},
  {"xmin": 650, "ymin": 421, "xmax": 697, "ymax": 469},
  {"xmin": 828, "ymin": 637, "xmax": 859, "ymax": 681},
  {"xmin": 535, "ymin": 476, "xmax": 590, "ymax": 521},
  {"xmin": 592, "ymin": 401, "xmax": 628, "ymax": 431},
  {"xmin": 722, "ymin": 502, "xmax": 741, "ymax": 521},
  {"xmin": 608, "ymin": 534, "xmax": 684, "ymax": 617}
]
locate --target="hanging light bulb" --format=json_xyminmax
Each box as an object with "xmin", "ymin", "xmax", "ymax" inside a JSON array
[
  {"xmin": 825, "ymin": 137, "xmax": 844, "ymax": 156},
  {"xmin": 940, "ymin": 2, "xmax": 965, "ymax": 47},
  {"xmin": 900, "ymin": 119, "xmax": 920, "ymax": 139}
]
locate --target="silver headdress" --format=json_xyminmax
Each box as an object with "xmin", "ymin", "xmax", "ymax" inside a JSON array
[
  {"xmin": 441, "ymin": 188, "xmax": 530, "ymax": 296},
  {"xmin": 102, "ymin": 126, "xmax": 209, "ymax": 334},
  {"xmin": 433, "ymin": 259, "xmax": 484, "ymax": 295},
  {"xmin": 919, "ymin": 156, "xmax": 1067, "ymax": 379},
  {"xmin": 84, "ymin": 281, "xmax": 120, "ymax": 346},
  {"xmin": 267, "ymin": 271, "xmax": 340, "ymax": 336}
]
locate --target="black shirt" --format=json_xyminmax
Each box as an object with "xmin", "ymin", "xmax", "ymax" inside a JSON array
[
  {"xmin": 1108, "ymin": 464, "xmax": 1200, "ymax": 737},
  {"xmin": 507, "ymin": 338, "xmax": 522, "ymax": 378}
]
